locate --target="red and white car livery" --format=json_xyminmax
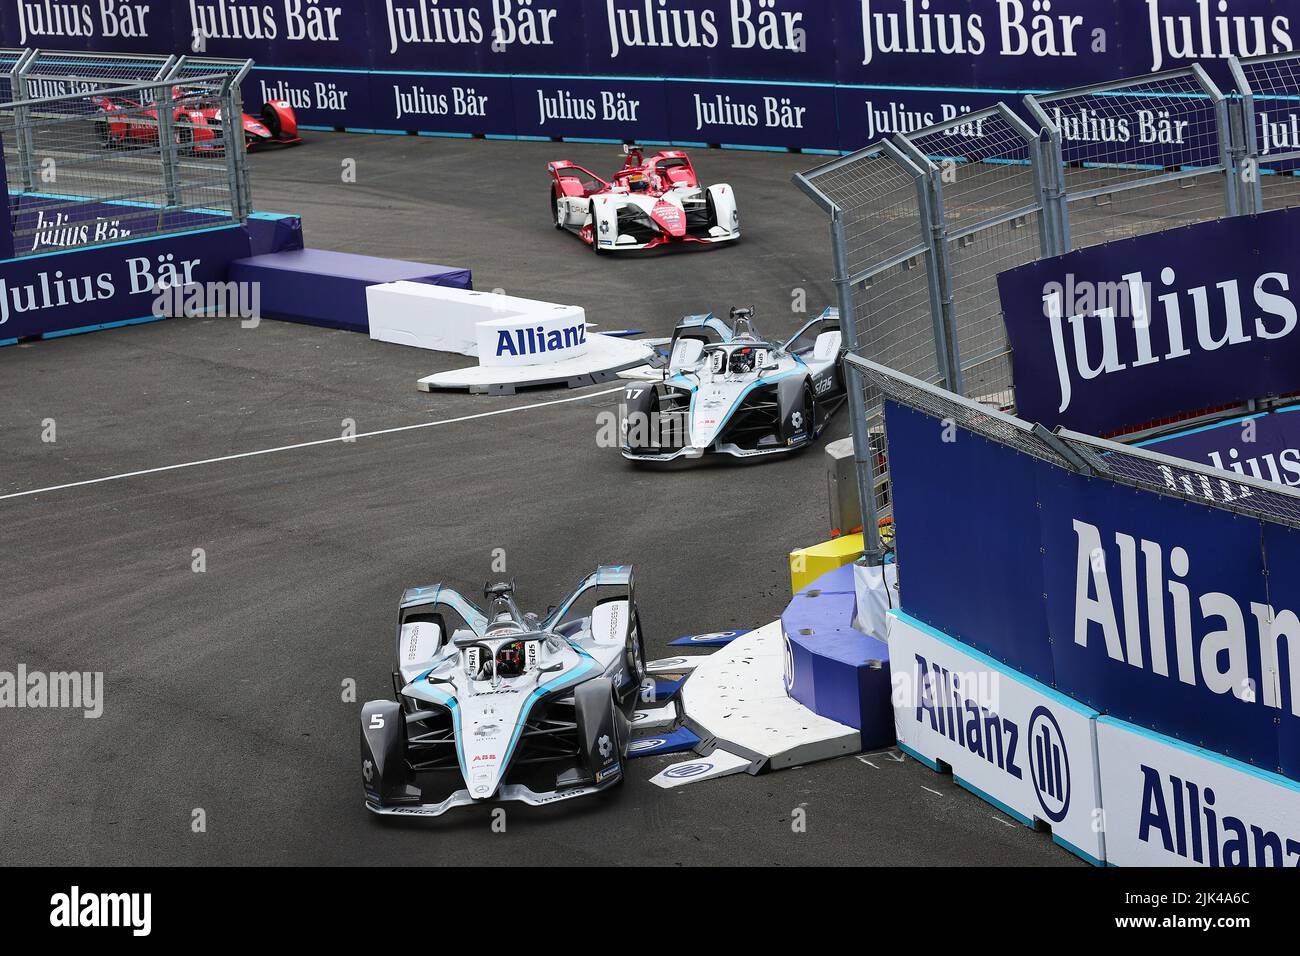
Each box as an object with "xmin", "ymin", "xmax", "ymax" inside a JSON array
[
  {"xmin": 92, "ymin": 87, "xmax": 301, "ymax": 152},
  {"xmin": 548, "ymin": 146, "xmax": 740, "ymax": 254}
]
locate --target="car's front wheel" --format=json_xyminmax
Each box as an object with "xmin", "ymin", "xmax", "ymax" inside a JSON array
[
  {"xmin": 589, "ymin": 201, "xmax": 605, "ymax": 255},
  {"xmin": 798, "ymin": 387, "xmax": 817, "ymax": 445},
  {"xmin": 260, "ymin": 103, "xmax": 283, "ymax": 138},
  {"xmin": 551, "ymin": 189, "xmax": 565, "ymax": 229}
]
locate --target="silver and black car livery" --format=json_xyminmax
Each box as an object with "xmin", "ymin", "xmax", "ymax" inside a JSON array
[
  {"xmin": 620, "ymin": 307, "xmax": 846, "ymax": 461},
  {"xmin": 360, "ymin": 568, "xmax": 646, "ymax": 817}
]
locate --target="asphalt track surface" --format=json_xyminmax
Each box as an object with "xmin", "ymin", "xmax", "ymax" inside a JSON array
[{"xmin": 0, "ymin": 134, "xmax": 1080, "ymax": 866}]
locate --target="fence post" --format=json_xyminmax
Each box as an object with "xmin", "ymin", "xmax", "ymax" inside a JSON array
[
  {"xmin": 221, "ymin": 77, "xmax": 249, "ymax": 222},
  {"xmin": 1190, "ymin": 63, "xmax": 1239, "ymax": 219},
  {"xmin": 1024, "ymin": 94, "xmax": 1071, "ymax": 254},
  {"xmin": 1228, "ymin": 56, "xmax": 1263, "ymax": 215},
  {"xmin": 229, "ymin": 64, "xmax": 255, "ymax": 222},
  {"xmin": 12, "ymin": 49, "xmax": 38, "ymax": 193},
  {"xmin": 830, "ymin": 207, "xmax": 884, "ymax": 567},
  {"xmin": 1031, "ymin": 131, "xmax": 1057, "ymax": 259},
  {"xmin": 155, "ymin": 80, "xmax": 182, "ymax": 208},
  {"xmin": 1215, "ymin": 96, "xmax": 1240, "ymax": 218},
  {"xmin": 894, "ymin": 133, "xmax": 963, "ymax": 396},
  {"xmin": 0, "ymin": 127, "xmax": 14, "ymax": 259}
]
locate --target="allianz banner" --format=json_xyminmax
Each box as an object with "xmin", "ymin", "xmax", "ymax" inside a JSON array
[
  {"xmin": 997, "ymin": 209, "xmax": 1300, "ymax": 436},
  {"xmin": 884, "ymin": 396, "xmax": 1300, "ymax": 781}
]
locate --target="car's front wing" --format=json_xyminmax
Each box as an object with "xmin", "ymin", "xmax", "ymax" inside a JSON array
[
  {"xmin": 365, "ymin": 774, "xmax": 621, "ymax": 818},
  {"xmin": 621, "ymin": 440, "xmax": 803, "ymax": 462}
]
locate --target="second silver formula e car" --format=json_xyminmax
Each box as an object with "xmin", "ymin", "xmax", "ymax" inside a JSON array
[
  {"xmin": 620, "ymin": 307, "xmax": 846, "ymax": 462},
  {"xmin": 360, "ymin": 569, "xmax": 646, "ymax": 817}
]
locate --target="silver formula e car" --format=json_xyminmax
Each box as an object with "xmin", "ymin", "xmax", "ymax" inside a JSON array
[
  {"xmin": 619, "ymin": 307, "xmax": 846, "ymax": 462},
  {"xmin": 360, "ymin": 569, "xmax": 647, "ymax": 817}
]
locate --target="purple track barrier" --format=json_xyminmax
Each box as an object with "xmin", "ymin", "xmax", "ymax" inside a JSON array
[
  {"xmin": 228, "ymin": 249, "xmax": 471, "ymax": 333},
  {"xmin": 245, "ymin": 212, "xmax": 305, "ymax": 256},
  {"xmin": 781, "ymin": 564, "xmax": 894, "ymax": 748}
]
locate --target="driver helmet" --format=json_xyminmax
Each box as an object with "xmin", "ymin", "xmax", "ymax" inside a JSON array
[
  {"xmin": 627, "ymin": 171, "xmax": 649, "ymax": 192},
  {"xmin": 728, "ymin": 347, "xmax": 757, "ymax": 375},
  {"xmin": 495, "ymin": 641, "xmax": 526, "ymax": 678}
]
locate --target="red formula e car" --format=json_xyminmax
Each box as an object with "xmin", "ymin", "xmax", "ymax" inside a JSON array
[
  {"xmin": 92, "ymin": 87, "xmax": 301, "ymax": 153},
  {"xmin": 548, "ymin": 146, "xmax": 740, "ymax": 254}
]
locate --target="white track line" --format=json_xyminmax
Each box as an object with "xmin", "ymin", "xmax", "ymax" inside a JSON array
[{"xmin": 1, "ymin": 385, "xmax": 624, "ymax": 503}]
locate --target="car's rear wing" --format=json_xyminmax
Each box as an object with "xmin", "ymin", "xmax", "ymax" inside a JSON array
[
  {"xmin": 782, "ymin": 306, "xmax": 840, "ymax": 354},
  {"xmin": 543, "ymin": 565, "xmax": 634, "ymax": 632},
  {"xmin": 399, "ymin": 585, "xmax": 488, "ymax": 636}
]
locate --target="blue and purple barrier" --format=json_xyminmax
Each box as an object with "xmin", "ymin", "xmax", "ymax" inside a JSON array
[
  {"xmin": 227, "ymin": 249, "xmax": 471, "ymax": 334},
  {"xmin": 0, "ymin": 209, "xmax": 300, "ymax": 344},
  {"xmin": 0, "ymin": 218, "xmax": 286, "ymax": 344},
  {"xmin": 780, "ymin": 563, "xmax": 894, "ymax": 748}
]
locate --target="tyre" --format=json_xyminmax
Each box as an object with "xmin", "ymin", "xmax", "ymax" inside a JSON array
[
  {"xmin": 94, "ymin": 119, "xmax": 114, "ymax": 148},
  {"xmin": 261, "ymin": 103, "xmax": 283, "ymax": 138},
  {"xmin": 551, "ymin": 188, "xmax": 564, "ymax": 229},
  {"xmin": 590, "ymin": 201, "xmax": 605, "ymax": 255},
  {"xmin": 624, "ymin": 610, "xmax": 648, "ymax": 688},
  {"xmin": 799, "ymin": 387, "xmax": 817, "ymax": 445}
]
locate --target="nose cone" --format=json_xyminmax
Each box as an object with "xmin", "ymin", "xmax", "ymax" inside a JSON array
[
  {"xmin": 650, "ymin": 200, "xmax": 686, "ymax": 237},
  {"xmin": 460, "ymin": 712, "xmax": 510, "ymax": 799},
  {"xmin": 467, "ymin": 762, "xmax": 503, "ymax": 799}
]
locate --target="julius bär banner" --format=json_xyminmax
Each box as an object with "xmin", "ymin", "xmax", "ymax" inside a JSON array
[
  {"xmin": 997, "ymin": 208, "xmax": 1300, "ymax": 436},
  {"xmin": 1140, "ymin": 405, "xmax": 1300, "ymax": 492},
  {"xmin": 2, "ymin": 2, "xmax": 1300, "ymax": 148}
]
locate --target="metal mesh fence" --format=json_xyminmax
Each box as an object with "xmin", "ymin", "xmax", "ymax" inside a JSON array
[
  {"xmin": 0, "ymin": 50, "xmax": 254, "ymax": 258},
  {"xmin": 1, "ymin": 75, "xmax": 245, "ymax": 256},
  {"xmin": 905, "ymin": 108, "xmax": 1040, "ymax": 231},
  {"xmin": 1026, "ymin": 68, "xmax": 1232, "ymax": 250},
  {"xmin": 901, "ymin": 105, "xmax": 1045, "ymax": 408},
  {"xmin": 942, "ymin": 215, "xmax": 1037, "ymax": 407},
  {"xmin": 794, "ymin": 144, "xmax": 942, "ymax": 437},
  {"xmin": 1235, "ymin": 51, "xmax": 1300, "ymax": 212},
  {"xmin": 852, "ymin": 354, "xmax": 1300, "ymax": 531},
  {"xmin": 799, "ymin": 61, "xmax": 1300, "ymax": 548}
]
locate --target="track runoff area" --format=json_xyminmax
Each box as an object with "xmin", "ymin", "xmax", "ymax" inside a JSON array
[{"xmin": 18, "ymin": 130, "xmax": 1251, "ymax": 890}]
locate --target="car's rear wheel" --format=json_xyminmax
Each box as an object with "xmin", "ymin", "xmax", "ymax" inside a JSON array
[{"xmin": 624, "ymin": 610, "xmax": 648, "ymax": 698}]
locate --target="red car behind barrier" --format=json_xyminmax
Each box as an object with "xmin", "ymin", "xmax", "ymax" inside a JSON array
[{"xmin": 92, "ymin": 87, "xmax": 301, "ymax": 153}]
